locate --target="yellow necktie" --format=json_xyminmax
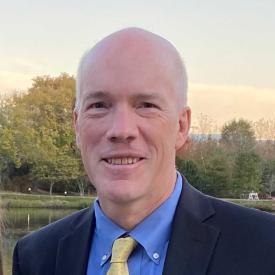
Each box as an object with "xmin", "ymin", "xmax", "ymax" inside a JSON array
[{"xmin": 107, "ymin": 237, "xmax": 137, "ymax": 275}]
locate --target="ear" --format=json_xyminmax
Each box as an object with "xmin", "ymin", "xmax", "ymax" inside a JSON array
[
  {"xmin": 73, "ymin": 110, "xmax": 81, "ymax": 149},
  {"xmin": 175, "ymin": 107, "xmax": 191, "ymax": 151}
]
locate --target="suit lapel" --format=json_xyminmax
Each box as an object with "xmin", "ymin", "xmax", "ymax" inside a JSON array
[
  {"xmin": 55, "ymin": 208, "xmax": 96, "ymax": 275},
  {"xmin": 53, "ymin": 178, "xmax": 219, "ymax": 275},
  {"xmin": 163, "ymin": 179, "xmax": 220, "ymax": 275}
]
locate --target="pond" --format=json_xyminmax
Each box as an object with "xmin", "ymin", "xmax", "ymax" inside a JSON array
[
  {"xmin": 1, "ymin": 208, "xmax": 275, "ymax": 275},
  {"xmin": 1, "ymin": 208, "xmax": 77, "ymax": 275}
]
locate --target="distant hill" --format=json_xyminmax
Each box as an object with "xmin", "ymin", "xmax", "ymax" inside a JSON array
[{"xmin": 190, "ymin": 133, "xmax": 275, "ymax": 143}]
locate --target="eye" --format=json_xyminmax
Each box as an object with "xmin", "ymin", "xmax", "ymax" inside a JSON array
[
  {"xmin": 139, "ymin": 102, "xmax": 159, "ymax": 109},
  {"xmin": 88, "ymin": 102, "xmax": 108, "ymax": 109}
]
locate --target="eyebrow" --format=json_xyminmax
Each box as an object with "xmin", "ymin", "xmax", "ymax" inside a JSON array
[
  {"xmin": 82, "ymin": 90, "xmax": 109, "ymax": 102},
  {"xmin": 133, "ymin": 92, "xmax": 164, "ymax": 102},
  {"xmin": 82, "ymin": 90, "xmax": 165, "ymax": 103}
]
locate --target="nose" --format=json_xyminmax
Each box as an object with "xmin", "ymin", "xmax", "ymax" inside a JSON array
[{"xmin": 106, "ymin": 105, "xmax": 138, "ymax": 143}]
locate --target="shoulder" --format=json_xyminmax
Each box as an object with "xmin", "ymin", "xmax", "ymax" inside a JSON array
[
  {"xmin": 205, "ymin": 196, "xmax": 275, "ymax": 273},
  {"xmin": 179, "ymin": 178, "xmax": 275, "ymax": 248},
  {"xmin": 209, "ymin": 195, "xmax": 275, "ymax": 235},
  {"xmin": 178, "ymin": 180, "xmax": 275, "ymax": 272},
  {"xmin": 15, "ymin": 207, "xmax": 93, "ymax": 256},
  {"xmin": 13, "ymin": 207, "xmax": 94, "ymax": 274},
  {"xmin": 180, "ymin": 176, "xmax": 275, "ymax": 238}
]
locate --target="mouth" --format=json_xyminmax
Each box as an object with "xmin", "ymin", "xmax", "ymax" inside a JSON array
[{"xmin": 103, "ymin": 157, "xmax": 144, "ymax": 165}]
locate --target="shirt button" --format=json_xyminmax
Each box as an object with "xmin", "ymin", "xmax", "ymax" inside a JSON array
[
  {"xmin": 102, "ymin": 255, "xmax": 107, "ymax": 261},
  {"xmin": 153, "ymin": 253, "xmax": 159, "ymax": 259}
]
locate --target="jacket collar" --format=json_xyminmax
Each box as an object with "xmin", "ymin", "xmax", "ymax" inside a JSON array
[
  {"xmin": 55, "ymin": 207, "xmax": 95, "ymax": 275},
  {"xmin": 163, "ymin": 177, "xmax": 220, "ymax": 275}
]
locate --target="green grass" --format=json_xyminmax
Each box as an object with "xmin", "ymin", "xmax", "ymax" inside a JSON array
[
  {"xmin": 0, "ymin": 192, "xmax": 95, "ymax": 209},
  {"xmin": 0, "ymin": 192, "xmax": 274, "ymax": 212},
  {"xmin": 225, "ymin": 199, "xmax": 275, "ymax": 212}
]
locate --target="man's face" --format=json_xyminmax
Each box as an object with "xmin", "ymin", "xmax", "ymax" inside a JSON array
[{"xmin": 74, "ymin": 44, "xmax": 190, "ymax": 209}]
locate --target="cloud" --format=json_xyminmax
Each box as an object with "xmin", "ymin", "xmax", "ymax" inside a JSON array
[
  {"xmin": 0, "ymin": 57, "xmax": 52, "ymax": 95},
  {"xmin": 188, "ymin": 83, "xmax": 275, "ymax": 126},
  {"xmin": 0, "ymin": 71, "xmax": 34, "ymax": 95},
  {"xmin": 10, "ymin": 58, "xmax": 46, "ymax": 74}
]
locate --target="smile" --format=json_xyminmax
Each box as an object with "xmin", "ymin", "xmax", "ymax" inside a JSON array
[{"xmin": 104, "ymin": 157, "xmax": 143, "ymax": 165}]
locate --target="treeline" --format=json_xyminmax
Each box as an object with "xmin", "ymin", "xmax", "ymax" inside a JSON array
[
  {"xmin": 177, "ymin": 119, "xmax": 275, "ymax": 198},
  {"xmin": 0, "ymin": 74, "xmax": 92, "ymax": 196},
  {"xmin": 0, "ymin": 74, "xmax": 275, "ymax": 198}
]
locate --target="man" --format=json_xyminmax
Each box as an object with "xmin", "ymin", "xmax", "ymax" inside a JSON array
[{"xmin": 13, "ymin": 28, "xmax": 275, "ymax": 275}]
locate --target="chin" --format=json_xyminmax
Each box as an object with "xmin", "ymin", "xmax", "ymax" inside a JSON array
[{"xmin": 100, "ymin": 180, "xmax": 143, "ymax": 203}]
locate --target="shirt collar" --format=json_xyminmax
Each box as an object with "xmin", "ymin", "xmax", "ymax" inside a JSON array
[
  {"xmin": 93, "ymin": 171, "xmax": 183, "ymax": 266},
  {"xmin": 93, "ymin": 201, "xmax": 127, "ymax": 265},
  {"xmin": 129, "ymin": 172, "xmax": 182, "ymax": 263}
]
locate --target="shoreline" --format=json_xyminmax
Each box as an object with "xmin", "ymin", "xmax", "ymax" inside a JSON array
[
  {"xmin": 0, "ymin": 192, "xmax": 95, "ymax": 209},
  {"xmin": 0, "ymin": 193, "xmax": 274, "ymax": 212}
]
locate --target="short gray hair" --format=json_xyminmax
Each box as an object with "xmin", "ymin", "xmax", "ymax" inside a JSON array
[{"xmin": 75, "ymin": 49, "xmax": 91, "ymax": 112}]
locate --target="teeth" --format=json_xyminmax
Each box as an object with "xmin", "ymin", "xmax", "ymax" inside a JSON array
[
  {"xmin": 106, "ymin": 157, "xmax": 141, "ymax": 165},
  {"xmin": 122, "ymin": 158, "xmax": 127, "ymax": 165},
  {"xmin": 114, "ymin": 158, "xmax": 121, "ymax": 165},
  {"xmin": 127, "ymin": 157, "xmax": 133, "ymax": 164}
]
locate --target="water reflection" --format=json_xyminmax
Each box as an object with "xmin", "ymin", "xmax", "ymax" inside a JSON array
[{"xmin": 2, "ymin": 208, "xmax": 77, "ymax": 275}]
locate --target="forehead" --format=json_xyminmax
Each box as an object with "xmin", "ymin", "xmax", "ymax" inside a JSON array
[{"xmin": 80, "ymin": 42, "xmax": 180, "ymax": 101}]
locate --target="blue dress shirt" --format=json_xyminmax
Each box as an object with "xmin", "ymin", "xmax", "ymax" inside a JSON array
[{"xmin": 86, "ymin": 172, "xmax": 183, "ymax": 275}]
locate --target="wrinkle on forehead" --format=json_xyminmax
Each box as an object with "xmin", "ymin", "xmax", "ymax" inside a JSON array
[{"xmin": 77, "ymin": 27, "xmax": 187, "ymax": 110}]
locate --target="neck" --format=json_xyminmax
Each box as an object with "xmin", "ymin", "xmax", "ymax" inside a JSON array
[{"xmin": 99, "ymin": 172, "xmax": 177, "ymax": 230}]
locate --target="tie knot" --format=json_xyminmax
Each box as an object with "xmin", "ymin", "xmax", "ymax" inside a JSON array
[{"xmin": 110, "ymin": 237, "xmax": 137, "ymax": 263}]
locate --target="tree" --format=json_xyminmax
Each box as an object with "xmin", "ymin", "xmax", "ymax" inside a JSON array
[
  {"xmin": 221, "ymin": 119, "xmax": 256, "ymax": 153},
  {"xmin": 0, "ymin": 95, "xmax": 28, "ymax": 189},
  {"xmin": 176, "ymin": 158, "xmax": 201, "ymax": 188},
  {"xmin": 0, "ymin": 155, "xmax": 9, "ymax": 188},
  {"xmin": 23, "ymin": 74, "xmax": 85, "ymax": 194},
  {"xmin": 201, "ymin": 149, "xmax": 231, "ymax": 197},
  {"xmin": 177, "ymin": 147, "xmax": 232, "ymax": 198},
  {"xmin": 194, "ymin": 113, "xmax": 218, "ymax": 134},
  {"xmin": 253, "ymin": 118, "xmax": 275, "ymax": 141},
  {"xmin": 0, "ymin": 74, "xmax": 86, "ymax": 194},
  {"xmin": 232, "ymin": 152, "xmax": 262, "ymax": 197},
  {"xmin": 261, "ymin": 159, "xmax": 275, "ymax": 196}
]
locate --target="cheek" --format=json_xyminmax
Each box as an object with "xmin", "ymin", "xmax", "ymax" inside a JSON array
[
  {"xmin": 79, "ymin": 120, "xmax": 104, "ymax": 147},
  {"xmin": 142, "ymin": 120, "xmax": 178, "ymax": 156}
]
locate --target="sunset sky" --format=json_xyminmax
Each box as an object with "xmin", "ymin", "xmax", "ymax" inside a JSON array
[{"xmin": 1, "ymin": 0, "xmax": 274, "ymax": 127}]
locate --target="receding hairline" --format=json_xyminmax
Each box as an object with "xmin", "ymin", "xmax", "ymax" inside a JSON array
[{"xmin": 75, "ymin": 27, "xmax": 188, "ymax": 111}]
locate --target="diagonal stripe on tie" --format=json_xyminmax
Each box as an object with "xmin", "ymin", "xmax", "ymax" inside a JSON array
[{"xmin": 107, "ymin": 237, "xmax": 137, "ymax": 275}]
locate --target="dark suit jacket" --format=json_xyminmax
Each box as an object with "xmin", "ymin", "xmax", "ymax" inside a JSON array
[{"xmin": 13, "ymin": 179, "xmax": 275, "ymax": 275}]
